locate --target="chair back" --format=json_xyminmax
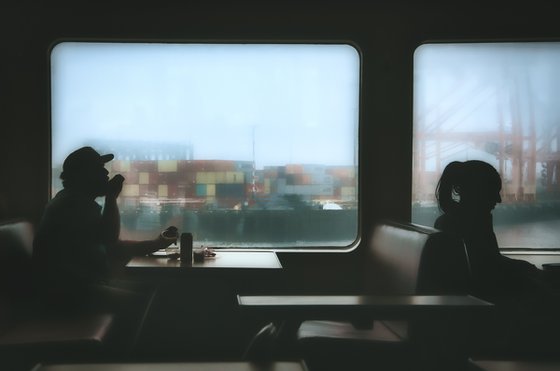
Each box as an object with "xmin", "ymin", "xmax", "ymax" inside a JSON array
[
  {"xmin": 364, "ymin": 220, "xmax": 470, "ymax": 295},
  {"xmin": 0, "ymin": 220, "xmax": 35, "ymax": 300}
]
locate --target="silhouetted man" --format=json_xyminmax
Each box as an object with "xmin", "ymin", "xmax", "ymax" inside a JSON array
[{"xmin": 33, "ymin": 146, "xmax": 173, "ymax": 307}]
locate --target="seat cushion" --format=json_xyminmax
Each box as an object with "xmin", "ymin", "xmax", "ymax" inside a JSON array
[
  {"xmin": 298, "ymin": 320, "xmax": 411, "ymax": 371},
  {"xmin": 298, "ymin": 320, "xmax": 404, "ymax": 343},
  {"xmin": 0, "ymin": 313, "xmax": 114, "ymax": 349}
]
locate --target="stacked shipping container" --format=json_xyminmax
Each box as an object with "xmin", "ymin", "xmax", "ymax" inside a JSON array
[{"xmin": 54, "ymin": 160, "xmax": 357, "ymax": 210}]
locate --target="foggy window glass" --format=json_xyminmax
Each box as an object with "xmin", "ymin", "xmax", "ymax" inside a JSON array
[
  {"xmin": 51, "ymin": 42, "xmax": 360, "ymax": 248},
  {"xmin": 413, "ymin": 42, "xmax": 560, "ymax": 249}
]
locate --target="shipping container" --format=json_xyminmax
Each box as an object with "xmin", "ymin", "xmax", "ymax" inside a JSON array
[
  {"xmin": 158, "ymin": 160, "xmax": 178, "ymax": 172},
  {"xmin": 263, "ymin": 167, "xmax": 279, "ymax": 178},
  {"xmin": 281, "ymin": 184, "xmax": 334, "ymax": 196},
  {"xmin": 137, "ymin": 186, "xmax": 158, "ymax": 198},
  {"xmin": 326, "ymin": 166, "xmax": 356, "ymax": 179},
  {"xmin": 254, "ymin": 170, "xmax": 265, "ymax": 183},
  {"xmin": 167, "ymin": 184, "xmax": 178, "ymax": 198},
  {"xmin": 302, "ymin": 174, "xmax": 313, "ymax": 185},
  {"xmin": 187, "ymin": 161, "xmax": 201, "ymax": 172},
  {"xmin": 215, "ymin": 160, "xmax": 237, "ymax": 171},
  {"xmin": 215, "ymin": 171, "xmax": 226, "ymax": 183},
  {"xmin": 196, "ymin": 172, "xmax": 208, "ymax": 184},
  {"xmin": 133, "ymin": 161, "xmax": 158, "ymax": 172},
  {"xmin": 150, "ymin": 172, "xmax": 159, "ymax": 185},
  {"xmin": 245, "ymin": 182, "xmax": 264, "ymax": 196},
  {"xmin": 158, "ymin": 184, "xmax": 168, "ymax": 197},
  {"xmin": 339, "ymin": 177, "xmax": 356, "ymax": 187},
  {"xmin": 161, "ymin": 172, "xmax": 173, "ymax": 184},
  {"xmin": 178, "ymin": 160, "xmax": 198, "ymax": 172},
  {"xmin": 164, "ymin": 171, "xmax": 192, "ymax": 184},
  {"xmin": 183, "ymin": 184, "xmax": 195, "ymax": 197},
  {"xmin": 340, "ymin": 186, "xmax": 356, "ymax": 197},
  {"xmin": 216, "ymin": 183, "xmax": 245, "ymax": 198},
  {"xmin": 286, "ymin": 174, "xmax": 295, "ymax": 185},
  {"xmin": 206, "ymin": 196, "xmax": 216, "ymax": 206},
  {"xmin": 311, "ymin": 174, "xmax": 333, "ymax": 185},
  {"xmin": 207, "ymin": 172, "xmax": 217, "ymax": 184},
  {"xmin": 139, "ymin": 184, "xmax": 149, "ymax": 196},
  {"xmin": 196, "ymin": 184, "xmax": 207, "ymax": 197},
  {"xmin": 226, "ymin": 171, "xmax": 244, "ymax": 183},
  {"xmin": 235, "ymin": 161, "xmax": 253, "ymax": 171},
  {"xmin": 147, "ymin": 184, "xmax": 158, "ymax": 195},
  {"xmin": 139, "ymin": 172, "xmax": 150, "ymax": 185},
  {"xmin": 207, "ymin": 184, "xmax": 216, "ymax": 197},
  {"xmin": 286, "ymin": 164, "xmax": 304, "ymax": 174},
  {"xmin": 286, "ymin": 173, "xmax": 313, "ymax": 185},
  {"xmin": 124, "ymin": 171, "xmax": 139, "ymax": 184},
  {"xmin": 122, "ymin": 184, "xmax": 140, "ymax": 197},
  {"xmin": 158, "ymin": 173, "xmax": 168, "ymax": 184}
]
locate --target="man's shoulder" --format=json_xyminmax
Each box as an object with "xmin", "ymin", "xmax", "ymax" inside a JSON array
[
  {"xmin": 50, "ymin": 189, "xmax": 101, "ymax": 209},
  {"xmin": 44, "ymin": 189, "xmax": 102, "ymax": 222}
]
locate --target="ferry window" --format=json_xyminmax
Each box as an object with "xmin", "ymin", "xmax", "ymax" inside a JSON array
[
  {"xmin": 413, "ymin": 42, "xmax": 560, "ymax": 249},
  {"xmin": 50, "ymin": 42, "xmax": 360, "ymax": 249}
]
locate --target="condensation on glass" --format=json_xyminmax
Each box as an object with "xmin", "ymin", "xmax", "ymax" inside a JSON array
[
  {"xmin": 50, "ymin": 42, "xmax": 360, "ymax": 248},
  {"xmin": 413, "ymin": 42, "xmax": 560, "ymax": 249}
]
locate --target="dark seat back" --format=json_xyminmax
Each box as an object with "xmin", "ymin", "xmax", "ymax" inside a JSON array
[
  {"xmin": 364, "ymin": 221, "xmax": 470, "ymax": 296},
  {"xmin": 364, "ymin": 222, "xmax": 429, "ymax": 295},
  {"xmin": 360, "ymin": 221, "xmax": 471, "ymax": 341},
  {"xmin": 0, "ymin": 219, "xmax": 36, "ymax": 329},
  {"xmin": 0, "ymin": 220, "xmax": 35, "ymax": 300}
]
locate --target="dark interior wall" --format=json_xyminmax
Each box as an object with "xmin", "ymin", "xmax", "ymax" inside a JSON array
[{"xmin": 1, "ymin": 1, "xmax": 560, "ymax": 290}]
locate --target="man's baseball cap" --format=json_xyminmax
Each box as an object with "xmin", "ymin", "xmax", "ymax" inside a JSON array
[{"xmin": 60, "ymin": 146, "xmax": 114, "ymax": 180}]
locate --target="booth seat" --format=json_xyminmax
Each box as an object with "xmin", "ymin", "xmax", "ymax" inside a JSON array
[
  {"xmin": 295, "ymin": 221, "xmax": 472, "ymax": 371},
  {"xmin": 242, "ymin": 220, "xmax": 475, "ymax": 370},
  {"xmin": 0, "ymin": 219, "xmax": 118, "ymax": 370}
]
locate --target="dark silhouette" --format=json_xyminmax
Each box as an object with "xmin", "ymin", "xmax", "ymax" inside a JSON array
[
  {"xmin": 434, "ymin": 160, "xmax": 560, "ymax": 355},
  {"xmin": 32, "ymin": 146, "xmax": 177, "ymax": 351},
  {"xmin": 34, "ymin": 146, "xmax": 176, "ymax": 293},
  {"xmin": 434, "ymin": 160, "xmax": 542, "ymax": 302}
]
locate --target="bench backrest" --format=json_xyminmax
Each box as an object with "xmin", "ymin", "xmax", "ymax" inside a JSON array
[
  {"xmin": 364, "ymin": 221, "xmax": 470, "ymax": 295},
  {"xmin": 0, "ymin": 220, "xmax": 35, "ymax": 300},
  {"xmin": 360, "ymin": 221, "xmax": 471, "ymax": 339}
]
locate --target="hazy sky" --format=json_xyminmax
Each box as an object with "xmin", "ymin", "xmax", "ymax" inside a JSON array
[{"xmin": 51, "ymin": 42, "xmax": 360, "ymax": 168}]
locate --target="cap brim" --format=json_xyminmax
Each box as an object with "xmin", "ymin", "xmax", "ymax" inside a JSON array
[{"xmin": 100, "ymin": 154, "xmax": 114, "ymax": 163}]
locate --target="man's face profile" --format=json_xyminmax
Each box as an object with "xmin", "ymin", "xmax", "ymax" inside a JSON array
[{"xmin": 87, "ymin": 164, "xmax": 111, "ymax": 197}]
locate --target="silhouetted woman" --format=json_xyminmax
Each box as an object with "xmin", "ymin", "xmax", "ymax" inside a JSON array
[
  {"xmin": 434, "ymin": 160, "xmax": 541, "ymax": 303},
  {"xmin": 433, "ymin": 160, "xmax": 560, "ymax": 354}
]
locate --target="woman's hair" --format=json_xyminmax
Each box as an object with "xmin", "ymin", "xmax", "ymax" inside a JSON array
[{"xmin": 435, "ymin": 160, "xmax": 501, "ymax": 213}]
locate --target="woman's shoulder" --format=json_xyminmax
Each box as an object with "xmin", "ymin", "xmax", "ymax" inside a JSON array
[{"xmin": 434, "ymin": 213, "xmax": 458, "ymax": 232}]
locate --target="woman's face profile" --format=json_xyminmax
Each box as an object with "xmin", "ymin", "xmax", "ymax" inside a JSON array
[{"xmin": 460, "ymin": 172, "xmax": 502, "ymax": 213}]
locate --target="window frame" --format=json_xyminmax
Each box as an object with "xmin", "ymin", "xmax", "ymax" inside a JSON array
[{"xmin": 47, "ymin": 38, "xmax": 364, "ymax": 253}]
